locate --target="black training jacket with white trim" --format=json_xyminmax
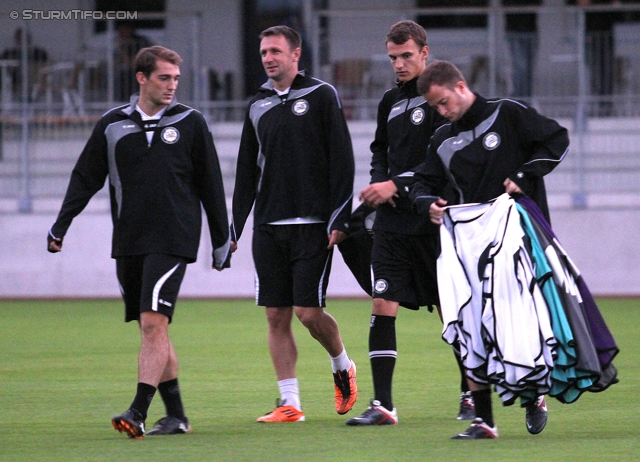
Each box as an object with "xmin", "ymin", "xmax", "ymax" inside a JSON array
[
  {"xmin": 231, "ymin": 71, "xmax": 355, "ymax": 242},
  {"xmin": 49, "ymin": 94, "xmax": 230, "ymax": 267}
]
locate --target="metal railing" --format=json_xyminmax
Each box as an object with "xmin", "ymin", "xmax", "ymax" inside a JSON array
[{"xmin": 1, "ymin": 4, "xmax": 640, "ymax": 213}]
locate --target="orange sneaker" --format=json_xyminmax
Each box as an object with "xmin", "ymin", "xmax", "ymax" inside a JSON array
[
  {"xmin": 256, "ymin": 399, "xmax": 305, "ymax": 423},
  {"xmin": 334, "ymin": 359, "xmax": 358, "ymax": 414}
]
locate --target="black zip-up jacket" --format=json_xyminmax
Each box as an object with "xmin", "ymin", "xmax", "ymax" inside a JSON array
[
  {"xmin": 370, "ymin": 77, "xmax": 445, "ymax": 235},
  {"xmin": 49, "ymin": 94, "xmax": 231, "ymax": 267},
  {"xmin": 231, "ymin": 71, "xmax": 354, "ymax": 241},
  {"xmin": 403, "ymin": 94, "xmax": 569, "ymax": 222}
]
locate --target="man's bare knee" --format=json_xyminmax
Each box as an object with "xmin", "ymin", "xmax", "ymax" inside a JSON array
[
  {"xmin": 140, "ymin": 312, "xmax": 169, "ymax": 339},
  {"xmin": 294, "ymin": 306, "xmax": 323, "ymax": 330},
  {"xmin": 265, "ymin": 307, "xmax": 293, "ymax": 331},
  {"xmin": 372, "ymin": 298, "xmax": 399, "ymax": 317}
]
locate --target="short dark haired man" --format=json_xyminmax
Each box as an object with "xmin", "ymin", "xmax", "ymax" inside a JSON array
[
  {"xmin": 347, "ymin": 20, "xmax": 472, "ymax": 426},
  {"xmin": 409, "ymin": 60, "xmax": 569, "ymax": 439},
  {"xmin": 47, "ymin": 45, "xmax": 231, "ymax": 438},
  {"xmin": 230, "ymin": 25, "xmax": 358, "ymax": 422}
]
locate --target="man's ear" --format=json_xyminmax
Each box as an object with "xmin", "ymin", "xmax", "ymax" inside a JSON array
[
  {"xmin": 135, "ymin": 71, "xmax": 146, "ymax": 86},
  {"xmin": 456, "ymin": 80, "xmax": 468, "ymax": 95},
  {"xmin": 292, "ymin": 47, "xmax": 301, "ymax": 63}
]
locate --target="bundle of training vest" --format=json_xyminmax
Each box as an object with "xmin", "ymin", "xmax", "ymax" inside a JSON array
[{"xmin": 437, "ymin": 193, "xmax": 619, "ymax": 408}]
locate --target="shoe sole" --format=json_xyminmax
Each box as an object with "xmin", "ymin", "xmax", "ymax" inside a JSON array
[
  {"xmin": 452, "ymin": 434, "xmax": 497, "ymax": 439},
  {"xmin": 256, "ymin": 417, "xmax": 306, "ymax": 422},
  {"xmin": 345, "ymin": 410, "xmax": 397, "ymax": 426},
  {"xmin": 345, "ymin": 419, "xmax": 397, "ymax": 426},
  {"xmin": 112, "ymin": 418, "xmax": 144, "ymax": 439},
  {"xmin": 256, "ymin": 414, "xmax": 305, "ymax": 423},
  {"xmin": 337, "ymin": 400, "xmax": 357, "ymax": 415},
  {"xmin": 146, "ymin": 426, "xmax": 192, "ymax": 436}
]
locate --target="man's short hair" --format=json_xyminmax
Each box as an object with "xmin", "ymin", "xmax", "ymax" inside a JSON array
[
  {"xmin": 417, "ymin": 60, "xmax": 466, "ymax": 95},
  {"xmin": 134, "ymin": 46, "xmax": 182, "ymax": 77},
  {"xmin": 386, "ymin": 20, "xmax": 427, "ymax": 49},
  {"xmin": 259, "ymin": 25, "xmax": 302, "ymax": 51}
]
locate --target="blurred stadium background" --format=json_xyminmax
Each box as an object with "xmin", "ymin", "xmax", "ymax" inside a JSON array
[{"xmin": 1, "ymin": 0, "xmax": 639, "ymax": 298}]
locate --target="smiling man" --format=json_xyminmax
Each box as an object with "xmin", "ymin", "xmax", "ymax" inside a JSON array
[
  {"xmin": 230, "ymin": 25, "xmax": 357, "ymax": 423},
  {"xmin": 47, "ymin": 46, "xmax": 231, "ymax": 438}
]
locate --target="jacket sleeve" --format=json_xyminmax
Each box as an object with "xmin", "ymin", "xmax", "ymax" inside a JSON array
[
  {"xmin": 507, "ymin": 103, "xmax": 569, "ymax": 194},
  {"xmin": 405, "ymin": 142, "xmax": 450, "ymax": 216},
  {"xmin": 368, "ymin": 93, "xmax": 391, "ymax": 184},
  {"xmin": 49, "ymin": 120, "xmax": 110, "ymax": 240},
  {"xmin": 192, "ymin": 113, "xmax": 231, "ymax": 269},
  {"xmin": 324, "ymin": 85, "xmax": 354, "ymax": 234},
  {"xmin": 230, "ymin": 107, "xmax": 260, "ymax": 242}
]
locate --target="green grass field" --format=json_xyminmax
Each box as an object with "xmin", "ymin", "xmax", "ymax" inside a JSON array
[{"xmin": 0, "ymin": 298, "xmax": 637, "ymax": 461}]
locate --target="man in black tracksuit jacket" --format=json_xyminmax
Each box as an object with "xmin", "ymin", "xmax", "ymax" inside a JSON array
[
  {"xmin": 230, "ymin": 26, "xmax": 357, "ymax": 422},
  {"xmin": 47, "ymin": 46, "xmax": 230, "ymax": 438},
  {"xmin": 230, "ymin": 74, "xmax": 353, "ymax": 241},
  {"xmin": 348, "ymin": 21, "xmax": 471, "ymax": 427},
  {"xmin": 406, "ymin": 66, "xmax": 568, "ymax": 224},
  {"xmin": 48, "ymin": 97, "xmax": 230, "ymax": 264},
  {"xmin": 402, "ymin": 60, "xmax": 569, "ymax": 440}
]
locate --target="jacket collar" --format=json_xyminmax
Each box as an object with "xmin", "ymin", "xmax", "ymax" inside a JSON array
[
  {"xmin": 457, "ymin": 92, "xmax": 487, "ymax": 130},
  {"xmin": 260, "ymin": 70, "xmax": 306, "ymax": 92},
  {"xmin": 396, "ymin": 76, "xmax": 419, "ymax": 97},
  {"xmin": 120, "ymin": 93, "xmax": 180, "ymax": 117}
]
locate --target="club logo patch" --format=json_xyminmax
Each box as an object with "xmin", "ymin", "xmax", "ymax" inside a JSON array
[
  {"xmin": 374, "ymin": 279, "xmax": 388, "ymax": 294},
  {"xmin": 161, "ymin": 127, "xmax": 180, "ymax": 144},
  {"xmin": 411, "ymin": 107, "xmax": 425, "ymax": 125},
  {"xmin": 483, "ymin": 132, "xmax": 500, "ymax": 150},
  {"xmin": 292, "ymin": 99, "xmax": 309, "ymax": 116}
]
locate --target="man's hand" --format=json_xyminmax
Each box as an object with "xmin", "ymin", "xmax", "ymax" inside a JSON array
[
  {"xmin": 47, "ymin": 235, "xmax": 63, "ymax": 253},
  {"xmin": 212, "ymin": 241, "xmax": 237, "ymax": 271},
  {"xmin": 359, "ymin": 180, "xmax": 398, "ymax": 208},
  {"xmin": 504, "ymin": 178, "xmax": 523, "ymax": 195},
  {"xmin": 327, "ymin": 230, "xmax": 346, "ymax": 249},
  {"xmin": 429, "ymin": 198, "xmax": 448, "ymax": 225},
  {"xmin": 213, "ymin": 247, "xmax": 233, "ymax": 272}
]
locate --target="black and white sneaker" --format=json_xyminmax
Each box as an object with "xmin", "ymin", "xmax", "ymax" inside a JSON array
[
  {"xmin": 146, "ymin": 416, "xmax": 192, "ymax": 435},
  {"xmin": 112, "ymin": 409, "xmax": 145, "ymax": 439},
  {"xmin": 452, "ymin": 417, "xmax": 498, "ymax": 439},
  {"xmin": 457, "ymin": 391, "xmax": 476, "ymax": 420},
  {"xmin": 345, "ymin": 399, "xmax": 397, "ymax": 426},
  {"xmin": 525, "ymin": 395, "xmax": 548, "ymax": 435}
]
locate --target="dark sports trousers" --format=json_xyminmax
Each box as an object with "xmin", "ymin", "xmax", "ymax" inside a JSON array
[
  {"xmin": 371, "ymin": 230, "xmax": 440, "ymax": 310},
  {"xmin": 116, "ymin": 254, "xmax": 188, "ymax": 323},
  {"xmin": 252, "ymin": 223, "xmax": 332, "ymax": 308}
]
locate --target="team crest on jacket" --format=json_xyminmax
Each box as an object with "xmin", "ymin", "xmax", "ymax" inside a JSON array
[
  {"xmin": 292, "ymin": 99, "xmax": 309, "ymax": 116},
  {"xmin": 411, "ymin": 107, "xmax": 425, "ymax": 125},
  {"xmin": 374, "ymin": 279, "xmax": 388, "ymax": 294},
  {"xmin": 483, "ymin": 132, "xmax": 500, "ymax": 150},
  {"xmin": 161, "ymin": 127, "xmax": 180, "ymax": 144}
]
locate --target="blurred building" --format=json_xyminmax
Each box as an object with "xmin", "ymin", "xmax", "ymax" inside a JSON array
[{"xmin": 1, "ymin": 0, "xmax": 639, "ymax": 297}]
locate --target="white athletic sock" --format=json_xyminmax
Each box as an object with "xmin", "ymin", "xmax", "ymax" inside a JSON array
[
  {"xmin": 330, "ymin": 345, "xmax": 351, "ymax": 373},
  {"xmin": 278, "ymin": 378, "xmax": 301, "ymax": 411}
]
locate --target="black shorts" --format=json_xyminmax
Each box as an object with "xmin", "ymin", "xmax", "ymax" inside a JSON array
[
  {"xmin": 116, "ymin": 254, "xmax": 188, "ymax": 323},
  {"xmin": 371, "ymin": 230, "xmax": 440, "ymax": 310},
  {"xmin": 252, "ymin": 223, "xmax": 332, "ymax": 308},
  {"xmin": 337, "ymin": 203, "xmax": 375, "ymax": 296}
]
